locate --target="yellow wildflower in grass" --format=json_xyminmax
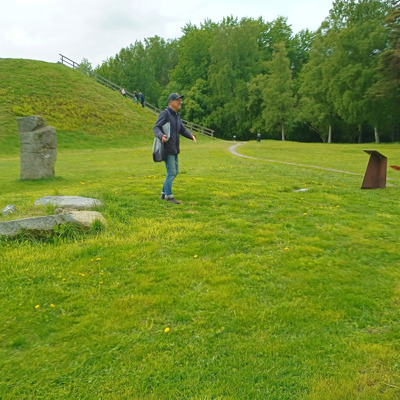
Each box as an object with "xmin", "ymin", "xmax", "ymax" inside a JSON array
[
  {"xmin": 79, "ymin": 273, "xmax": 85, "ymax": 277},
  {"xmin": 96, "ymin": 257, "xmax": 101, "ymax": 261},
  {"xmin": 80, "ymin": 182, "xmax": 85, "ymax": 185},
  {"xmin": 164, "ymin": 327, "xmax": 170, "ymax": 333},
  {"xmin": 35, "ymin": 305, "xmax": 40, "ymax": 309},
  {"xmin": 284, "ymin": 247, "xmax": 289, "ymax": 251},
  {"xmin": 193, "ymin": 255, "xmax": 198, "ymax": 258},
  {"xmin": 50, "ymin": 304, "xmax": 55, "ymax": 308},
  {"xmin": 99, "ymin": 281, "xmax": 103, "ymax": 284},
  {"xmin": 99, "ymin": 272, "xmax": 104, "ymax": 275}
]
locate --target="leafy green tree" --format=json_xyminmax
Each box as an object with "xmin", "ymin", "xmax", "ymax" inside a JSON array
[
  {"xmin": 370, "ymin": 0, "xmax": 400, "ymax": 140},
  {"xmin": 289, "ymin": 29, "xmax": 314, "ymax": 86},
  {"xmin": 247, "ymin": 17, "xmax": 312, "ymax": 140},
  {"xmin": 298, "ymin": 29, "xmax": 338, "ymax": 142},
  {"xmin": 79, "ymin": 58, "xmax": 93, "ymax": 73},
  {"xmin": 91, "ymin": 4, "xmax": 398, "ymax": 143},
  {"xmin": 170, "ymin": 20, "xmax": 217, "ymax": 88},
  {"xmin": 298, "ymin": 0, "xmax": 391, "ymax": 143},
  {"xmin": 376, "ymin": 1, "xmax": 400, "ymax": 94},
  {"xmin": 326, "ymin": 0, "xmax": 391, "ymax": 142},
  {"xmin": 258, "ymin": 17, "xmax": 293, "ymax": 66},
  {"xmin": 206, "ymin": 17, "xmax": 263, "ymax": 139},
  {"xmin": 261, "ymin": 42, "xmax": 296, "ymax": 140},
  {"xmin": 165, "ymin": 20, "xmax": 217, "ymax": 115},
  {"xmin": 95, "ymin": 37, "xmax": 177, "ymax": 104},
  {"xmin": 181, "ymin": 78, "xmax": 210, "ymax": 125},
  {"xmin": 247, "ymin": 73, "xmax": 267, "ymax": 137},
  {"xmin": 208, "ymin": 17, "xmax": 260, "ymax": 101}
]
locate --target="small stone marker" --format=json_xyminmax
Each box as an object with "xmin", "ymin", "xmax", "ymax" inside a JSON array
[
  {"xmin": 2, "ymin": 205, "xmax": 16, "ymax": 216},
  {"xmin": 18, "ymin": 115, "xmax": 57, "ymax": 180},
  {"xmin": 293, "ymin": 188, "xmax": 309, "ymax": 192}
]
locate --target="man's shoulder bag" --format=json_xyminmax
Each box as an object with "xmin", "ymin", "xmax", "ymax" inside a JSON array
[{"xmin": 152, "ymin": 122, "xmax": 170, "ymax": 162}]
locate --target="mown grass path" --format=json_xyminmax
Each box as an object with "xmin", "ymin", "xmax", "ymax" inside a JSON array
[{"xmin": 229, "ymin": 142, "xmax": 400, "ymax": 182}]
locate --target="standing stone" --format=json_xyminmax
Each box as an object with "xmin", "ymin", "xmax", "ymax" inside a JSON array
[{"xmin": 17, "ymin": 116, "xmax": 57, "ymax": 180}]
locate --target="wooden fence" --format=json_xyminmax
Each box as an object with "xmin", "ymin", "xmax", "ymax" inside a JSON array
[{"xmin": 59, "ymin": 54, "xmax": 214, "ymax": 137}]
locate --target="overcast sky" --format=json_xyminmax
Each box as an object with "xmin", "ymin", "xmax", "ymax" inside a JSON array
[{"xmin": 1, "ymin": 0, "xmax": 334, "ymax": 68}]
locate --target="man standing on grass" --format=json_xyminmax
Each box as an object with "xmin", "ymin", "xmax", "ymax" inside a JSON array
[{"xmin": 153, "ymin": 93, "xmax": 196, "ymax": 204}]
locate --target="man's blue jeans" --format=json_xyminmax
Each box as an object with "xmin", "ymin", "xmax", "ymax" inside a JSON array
[{"xmin": 162, "ymin": 154, "xmax": 179, "ymax": 197}]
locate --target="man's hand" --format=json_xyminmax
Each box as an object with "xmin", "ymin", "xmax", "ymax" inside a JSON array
[
  {"xmin": 191, "ymin": 134, "xmax": 197, "ymax": 144},
  {"xmin": 161, "ymin": 134, "xmax": 168, "ymax": 142}
]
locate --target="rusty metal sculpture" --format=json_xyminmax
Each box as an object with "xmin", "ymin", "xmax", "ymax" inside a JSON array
[{"xmin": 361, "ymin": 150, "xmax": 387, "ymax": 189}]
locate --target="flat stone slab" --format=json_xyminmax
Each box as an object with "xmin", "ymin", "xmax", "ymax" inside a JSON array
[
  {"xmin": 0, "ymin": 211, "xmax": 106, "ymax": 237},
  {"xmin": 0, "ymin": 215, "xmax": 63, "ymax": 236},
  {"xmin": 34, "ymin": 196, "xmax": 102, "ymax": 210}
]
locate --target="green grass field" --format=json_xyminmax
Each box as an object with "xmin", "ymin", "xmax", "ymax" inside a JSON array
[{"xmin": 0, "ymin": 59, "xmax": 400, "ymax": 399}]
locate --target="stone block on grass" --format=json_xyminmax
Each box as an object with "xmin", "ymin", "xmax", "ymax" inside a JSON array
[
  {"xmin": 34, "ymin": 196, "xmax": 102, "ymax": 210},
  {"xmin": 0, "ymin": 211, "xmax": 106, "ymax": 237}
]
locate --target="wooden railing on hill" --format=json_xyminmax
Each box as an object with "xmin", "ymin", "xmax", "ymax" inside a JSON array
[{"xmin": 59, "ymin": 54, "xmax": 214, "ymax": 137}]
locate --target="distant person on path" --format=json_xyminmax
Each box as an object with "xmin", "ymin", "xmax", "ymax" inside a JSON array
[
  {"xmin": 153, "ymin": 93, "xmax": 196, "ymax": 204},
  {"xmin": 133, "ymin": 90, "xmax": 139, "ymax": 104},
  {"xmin": 257, "ymin": 133, "xmax": 261, "ymax": 143},
  {"xmin": 120, "ymin": 88, "xmax": 126, "ymax": 97},
  {"xmin": 140, "ymin": 92, "xmax": 145, "ymax": 107}
]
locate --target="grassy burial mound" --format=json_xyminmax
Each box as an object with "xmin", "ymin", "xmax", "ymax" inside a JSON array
[{"xmin": 0, "ymin": 58, "xmax": 157, "ymax": 154}]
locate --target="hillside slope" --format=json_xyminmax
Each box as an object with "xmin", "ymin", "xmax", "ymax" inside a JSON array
[{"xmin": 0, "ymin": 59, "xmax": 157, "ymax": 155}]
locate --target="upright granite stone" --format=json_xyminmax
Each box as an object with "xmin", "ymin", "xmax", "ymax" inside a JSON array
[{"xmin": 18, "ymin": 116, "xmax": 57, "ymax": 180}]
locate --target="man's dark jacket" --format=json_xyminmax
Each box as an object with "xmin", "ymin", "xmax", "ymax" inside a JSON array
[{"xmin": 153, "ymin": 107, "xmax": 192, "ymax": 155}]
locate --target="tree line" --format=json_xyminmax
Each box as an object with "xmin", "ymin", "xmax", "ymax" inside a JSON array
[{"xmin": 93, "ymin": 0, "xmax": 400, "ymax": 143}]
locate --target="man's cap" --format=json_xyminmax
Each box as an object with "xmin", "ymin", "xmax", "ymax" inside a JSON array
[{"xmin": 168, "ymin": 93, "xmax": 184, "ymax": 102}]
